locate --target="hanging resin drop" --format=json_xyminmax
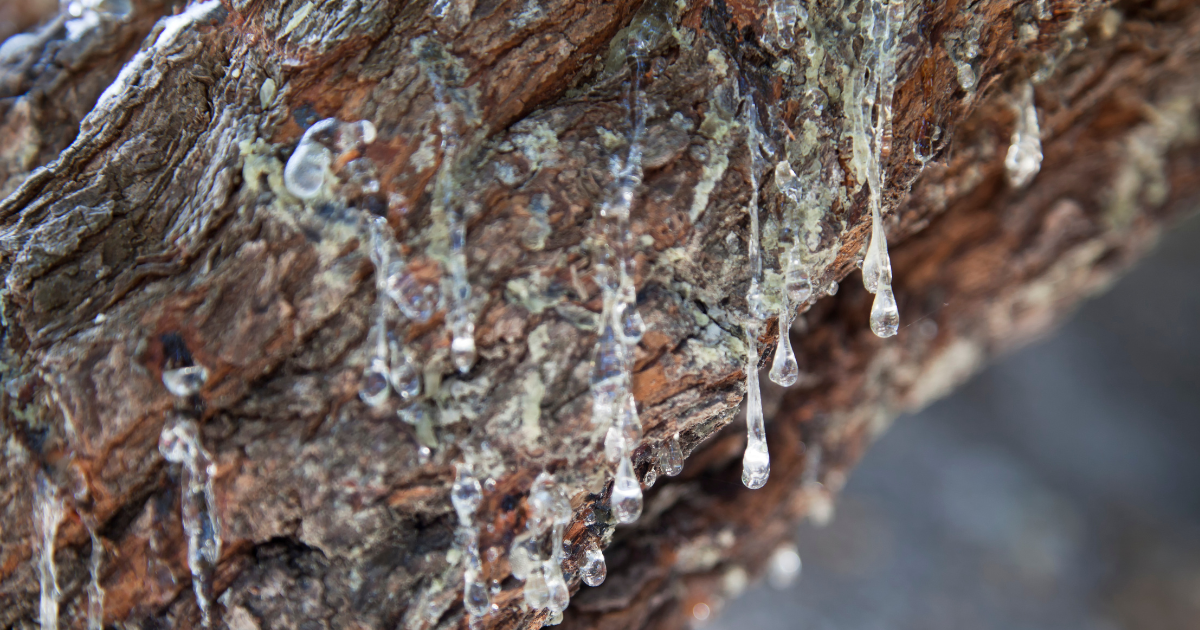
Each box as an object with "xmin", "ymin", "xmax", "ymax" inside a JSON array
[
  {"xmin": 158, "ymin": 416, "xmax": 221, "ymax": 628},
  {"xmin": 388, "ymin": 342, "xmax": 421, "ymax": 401},
  {"xmin": 742, "ymin": 332, "xmax": 770, "ymax": 490},
  {"xmin": 450, "ymin": 464, "xmax": 483, "ymax": 524},
  {"xmin": 660, "ymin": 432, "xmax": 684, "ymax": 477},
  {"xmin": 611, "ymin": 456, "xmax": 643, "ymax": 524},
  {"xmin": 509, "ymin": 532, "xmax": 539, "ymax": 581},
  {"xmin": 581, "ymin": 545, "xmax": 607, "ymax": 587},
  {"xmin": 784, "ymin": 248, "xmax": 813, "ymax": 306},
  {"xmin": 604, "ymin": 394, "xmax": 642, "ymax": 463},
  {"xmin": 870, "ymin": 286, "xmax": 900, "ymax": 338},
  {"xmin": 543, "ymin": 559, "xmax": 570, "ymax": 613},
  {"xmin": 589, "ymin": 313, "xmax": 627, "ymax": 426},
  {"xmin": 463, "ymin": 573, "xmax": 490, "ymax": 617},
  {"xmin": 283, "ymin": 120, "xmax": 337, "ymax": 200},
  {"xmin": 359, "ymin": 357, "xmax": 390, "ymax": 407},
  {"xmin": 523, "ymin": 567, "xmax": 552, "ymax": 610},
  {"xmin": 768, "ymin": 322, "xmax": 799, "ymax": 387},
  {"xmin": 861, "ymin": 225, "xmax": 892, "ymax": 295}
]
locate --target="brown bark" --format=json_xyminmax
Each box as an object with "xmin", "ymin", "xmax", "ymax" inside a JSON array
[{"xmin": 0, "ymin": 0, "xmax": 1197, "ymax": 629}]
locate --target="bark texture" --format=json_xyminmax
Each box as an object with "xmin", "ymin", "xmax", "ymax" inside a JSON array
[{"xmin": 0, "ymin": 0, "xmax": 1198, "ymax": 629}]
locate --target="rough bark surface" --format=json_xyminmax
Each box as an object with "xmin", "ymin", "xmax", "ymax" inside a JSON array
[{"xmin": 0, "ymin": 0, "xmax": 1197, "ymax": 629}]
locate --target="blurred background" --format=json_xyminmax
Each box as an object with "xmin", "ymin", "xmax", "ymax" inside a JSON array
[{"xmin": 713, "ymin": 213, "xmax": 1200, "ymax": 630}]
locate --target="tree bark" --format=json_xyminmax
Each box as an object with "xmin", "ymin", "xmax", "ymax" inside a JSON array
[{"xmin": 1, "ymin": 0, "xmax": 1198, "ymax": 629}]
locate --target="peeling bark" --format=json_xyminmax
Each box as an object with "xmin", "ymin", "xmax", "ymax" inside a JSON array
[{"xmin": 0, "ymin": 0, "xmax": 1197, "ymax": 629}]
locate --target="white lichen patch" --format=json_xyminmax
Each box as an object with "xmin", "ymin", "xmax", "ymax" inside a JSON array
[
  {"xmin": 596, "ymin": 126, "xmax": 624, "ymax": 151},
  {"xmin": 511, "ymin": 120, "xmax": 561, "ymax": 172}
]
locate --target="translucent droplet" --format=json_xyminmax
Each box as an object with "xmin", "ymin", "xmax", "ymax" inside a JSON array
[
  {"xmin": 359, "ymin": 358, "xmax": 390, "ymax": 407},
  {"xmin": 768, "ymin": 328, "xmax": 799, "ymax": 387},
  {"xmin": 543, "ymin": 560, "xmax": 570, "ymax": 612},
  {"xmin": 801, "ymin": 86, "xmax": 829, "ymax": 116},
  {"xmin": 509, "ymin": 532, "xmax": 539, "ymax": 581},
  {"xmin": 604, "ymin": 395, "xmax": 642, "ymax": 463},
  {"xmin": 527, "ymin": 473, "xmax": 571, "ymax": 534},
  {"xmin": 612, "ymin": 456, "xmax": 643, "ymax": 523},
  {"xmin": 158, "ymin": 416, "xmax": 221, "ymax": 628},
  {"xmin": 388, "ymin": 350, "xmax": 421, "ymax": 401},
  {"xmin": 337, "ymin": 120, "xmax": 377, "ymax": 152},
  {"xmin": 451, "ymin": 464, "xmax": 483, "ymax": 524},
  {"xmin": 451, "ymin": 332, "xmax": 476, "ymax": 374},
  {"xmin": 523, "ymin": 567, "xmax": 551, "ymax": 610},
  {"xmin": 747, "ymin": 278, "xmax": 769, "ymax": 323},
  {"xmin": 94, "ymin": 0, "xmax": 132, "ymax": 19},
  {"xmin": 826, "ymin": 280, "xmax": 838, "ymax": 296},
  {"xmin": 546, "ymin": 610, "xmax": 564, "ymax": 626},
  {"xmin": 581, "ymin": 546, "xmax": 607, "ymax": 587},
  {"xmin": 385, "ymin": 268, "xmax": 439, "ymax": 323},
  {"xmin": 862, "ymin": 229, "xmax": 892, "ymax": 295},
  {"xmin": 283, "ymin": 139, "xmax": 332, "ymax": 200},
  {"xmin": 742, "ymin": 333, "xmax": 770, "ymax": 490},
  {"xmin": 784, "ymin": 250, "xmax": 813, "ymax": 306},
  {"xmin": 766, "ymin": 543, "xmax": 802, "ymax": 589},
  {"xmin": 590, "ymin": 320, "xmax": 627, "ymax": 426},
  {"xmin": 642, "ymin": 465, "xmax": 657, "ymax": 488},
  {"xmin": 463, "ymin": 570, "xmax": 491, "ymax": 617},
  {"xmin": 869, "ymin": 286, "xmax": 900, "ymax": 338},
  {"xmin": 955, "ymin": 61, "xmax": 977, "ymax": 91},
  {"xmin": 619, "ymin": 302, "xmax": 646, "ymax": 345},
  {"xmin": 742, "ymin": 438, "xmax": 771, "ymax": 489},
  {"xmin": 660, "ymin": 433, "xmax": 684, "ymax": 477},
  {"xmin": 162, "ymin": 365, "xmax": 208, "ymax": 397}
]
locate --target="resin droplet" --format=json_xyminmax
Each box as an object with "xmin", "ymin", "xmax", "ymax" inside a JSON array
[
  {"xmin": 768, "ymin": 326, "xmax": 799, "ymax": 388},
  {"xmin": 660, "ymin": 432, "xmax": 684, "ymax": 477},
  {"xmin": 526, "ymin": 473, "xmax": 571, "ymax": 534},
  {"xmin": 1005, "ymin": 81, "xmax": 1043, "ymax": 189},
  {"xmin": 742, "ymin": 333, "xmax": 770, "ymax": 490},
  {"xmin": 767, "ymin": 0, "xmax": 803, "ymax": 49},
  {"xmin": 509, "ymin": 532, "xmax": 539, "ymax": 581},
  {"xmin": 543, "ymin": 559, "xmax": 570, "ymax": 613},
  {"xmin": 590, "ymin": 317, "xmax": 627, "ymax": 426},
  {"xmin": 359, "ymin": 358, "xmax": 390, "ymax": 407},
  {"xmin": 746, "ymin": 278, "xmax": 770, "ymax": 323},
  {"xmin": 388, "ymin": 345, "xmax": 421, "ymax": 401},
  {"xmin": 604, "ymin": 395, "xmax": 642, "ymax": 463},
  {"xmin": 463, "ymin": 571, "xmax": 491, "ymax": 617},
  {"xmin": 870, "ymin": 286, "xmax": 900, "ymax": 338},
  {"xmin": 581, "ymin": 545, "xmax": 607, "ymax": 587},
  {"xmin": 159, "ymin": 416, "xmax": 221, "ymax": 629},
  {"xmin": 283, "ymin": 130, "xmax": 333, "ymax": 200},
  {"xmin": 784, "ymin": 249, "xmax": 813, "ymax": 306},
  {"xmin": 451, "ymin": 464, "xmax": 483, "ymax": 524},
  {"xmin": 162, "ymin": 365, "xmax": 208, "ymax": 398},
  {"xmin": 385, "ymin": 268, "xmax": 439, "ymax": 323},
  {"xmin": 611, "ymin": 456, "xmax": 643, "ymax": 524},
  {"xmin": 523, "ymin": 567, "xmax": 552, "ymax": 610},
  {"xmin": 34, "ymin": 476, "xmax": 64, "ymax": 630},
  {"xmin": 861, "ymin": 226, "xmax": 892, "ymax": 295}
]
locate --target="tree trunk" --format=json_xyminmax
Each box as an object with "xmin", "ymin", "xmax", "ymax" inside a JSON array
[{"xmin": 1, "ymin": 0, "xmax": 1197, "ymax": 629}]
